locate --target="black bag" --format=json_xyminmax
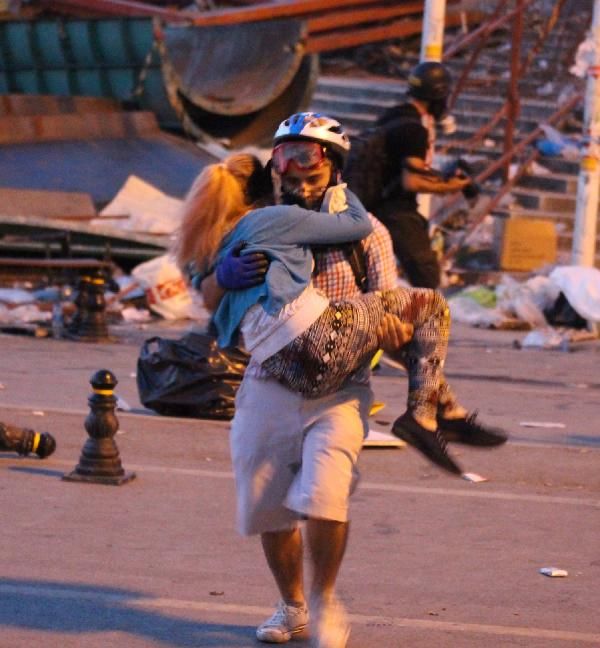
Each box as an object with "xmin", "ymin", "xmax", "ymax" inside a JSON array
[
  {"xmin": 343, "ymin": 126, "xmax": 391, "ymax": 213},
  {"xmin": 136, "ymin": 331, "xmax": 250, "ymax": 420},
  {"xmin": 543, "ymin": 292, "xmax": 588, "ymax": 329},
  {"xmin": 344, "ymin": 109, "xmax": 424, "ymax": 212}
]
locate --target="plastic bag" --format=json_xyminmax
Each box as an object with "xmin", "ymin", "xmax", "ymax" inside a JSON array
[
  {"xmin": 136, "ymin": 331, "xmax": 249, "ymax": 420},
  {"xmin": 132, "ymin": 254, "xmax": 202, "ymax": 321},
  {"xmin": 549, "ymin": 266, "xmax": 600, "ymax": 322}
]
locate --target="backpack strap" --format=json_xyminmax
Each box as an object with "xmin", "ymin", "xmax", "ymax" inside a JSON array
[
  {"xmin": 342, "ymin": 241, "xmax": 369, "ymax": 293},
  {"xmin": 312, "ymin": 241, "xmax": 369, "ymax": 293}
]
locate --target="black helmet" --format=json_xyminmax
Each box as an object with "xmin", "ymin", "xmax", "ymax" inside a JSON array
[{"xmin": 407, "ymin": 62, "xmax": 452, "ymax": 101}]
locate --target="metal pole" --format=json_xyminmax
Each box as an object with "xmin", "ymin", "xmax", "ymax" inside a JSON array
[
  {"xmin": 419, "ymin": 0, "xmax": 447, "ymax": 219},
  {"xmin": 420, "ymin": 0, "xmax": 447, "ymax": 62},
  {"xmin": 572, "ymin": 0, "xmax": 600, "ymax": 267},
  {"xmin": 504, "ymin": 0, "xmax": 523, "ymax": 182}
]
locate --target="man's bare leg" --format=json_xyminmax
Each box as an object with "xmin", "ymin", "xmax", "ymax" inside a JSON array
[
  {"xmin": 306, "ymin": 519, "xmax": 348, "ymax": 601},
  {"xmin": 257, "ymin": 529, "xmax": 309, "ymax": 643},
  {"xmin": 307, "ymin": 519, "xmax": 351, "ymax": 646},
  {"xmin": 261, "ymin": 528, "xmax": 306, "ymax": 605}
]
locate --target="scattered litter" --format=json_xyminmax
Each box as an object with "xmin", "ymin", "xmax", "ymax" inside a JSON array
[
  {"xmin": 96, "ymin": 175, "xmax": 183, "ymax": 234},
  {"xmin": 529, "ymin": 161, "xmax": 552, "ymax": 176},
  {"xmin": 0, "ymin": 324, "xmax": 49, "ymax": 337},
  {"xmin": 570, "ymin": 34, "xmax": 595, "ymax": 78},
  {"xmin": 364, "ymin": 428, "xmax": 406, "ymax": 448},
  {"xmin": 462, "ymin": 472, "xmax": 488, "ymax": 483},
  {"xmin": 209, "ymin": 591, "xmax": 224, "ymax": 596},
  {"xmin": 539, "ymin": 567, "xmax": 568, "ymax": 578},
  {"xmin": 520, "ymin": 421, "xmax": 566, "ymax": 429},
  {"xmin": 369, "ymin": 401, "xmax": 386, "ymax": 416},
  {"xmin": 448, "ymin": 295, "xmax": 505, "ymax": 328},
  {"xmin": 132, "ymin": 254, "xmax": 209, "ymax": 321},
  {"xmin": 483, "ymin": 138, "xmax": 495, "ymax": 148},
  {"xmin": 0, "ymin": 288, "xmax": 36, "ymax": 305},
  {"xmin": 121, "ymin": 306, "xmax": 152, "ymax": 323},
  {"xmin": 537, "ymin": 124, "xmax": 581, "ymax": 161},
  {"xmin": 549, "ymin": 266, "xmax": 600, "ymax": 323},
  {"xmin": 520, "ymin": 328, "xmax": 565, "ymax": 349},
  {"xmin": 116, "ymin": 396, "xmax": 132, "ymax": 412},
  {"xmin": 32, "ymin": 410, "xmax": 45, "ymax": 416},
  {"xmin": 536, "ymin": 81, "xmax": 555, "ymax": 96},
  {"xmin": 129, "ymin": 373, "xmax": 137, "ymax": 378}
]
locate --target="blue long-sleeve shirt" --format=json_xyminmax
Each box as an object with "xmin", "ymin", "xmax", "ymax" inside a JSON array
[{"xmin": 213, "ymin": 188, "xmax": 371, "ymax": 347}]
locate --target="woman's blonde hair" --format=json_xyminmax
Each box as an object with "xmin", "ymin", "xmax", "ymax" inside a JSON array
[{"xmin": 173, "ymin": 153, "xmax": 267, "ymax": 275}]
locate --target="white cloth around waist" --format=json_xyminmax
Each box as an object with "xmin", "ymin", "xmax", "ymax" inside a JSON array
[{"xmin": 240, "ymin": 284, "xmax": 329, "ymax": 364}]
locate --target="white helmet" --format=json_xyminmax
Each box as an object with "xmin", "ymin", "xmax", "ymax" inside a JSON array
[{"xmin": 273, "ymin": 112, "xmax": 350, "ymax": 166}]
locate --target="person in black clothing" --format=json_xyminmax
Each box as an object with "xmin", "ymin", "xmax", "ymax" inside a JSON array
[{"xmin": 375, "ymin": 61, "xmax": 473, "ymax": 289}]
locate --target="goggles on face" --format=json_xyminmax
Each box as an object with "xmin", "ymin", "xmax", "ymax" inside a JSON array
[{"xmin": 272, "ymin": 140, "xmax": 326, "ymax": 174}]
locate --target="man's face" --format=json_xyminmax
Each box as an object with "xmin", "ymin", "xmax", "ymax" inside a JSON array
[
  {"xmin": 274, "ymin": 159, "xmax": 333, "ymax": 210},
  {"xmin": 427, "ymin": 96, "xmax": 449, "ymax": 122}
]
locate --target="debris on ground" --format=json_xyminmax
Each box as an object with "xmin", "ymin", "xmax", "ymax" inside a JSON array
[
  {"xmin": 520, "ymin": 422, "xmax": 566, "ymax": 429},
  {"xmin": 447, "ymin": 266, "xmax": 600, "ymax": 346},
  {"xmin": 539, "ymin": 567, "xmax": 568, "ymax": 578},
  {"xmin": 462, "ymin": 473, "xmax": 488, "ymax": 483}
]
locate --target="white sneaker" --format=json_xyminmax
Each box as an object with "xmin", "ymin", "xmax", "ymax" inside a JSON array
[
  {"xmin": 256, "ymin": 600, "xmax": 309, "ymax": 643},
  {"xmin": 310, "ymin": 596, "xmax": 350, "ymax": 648}
]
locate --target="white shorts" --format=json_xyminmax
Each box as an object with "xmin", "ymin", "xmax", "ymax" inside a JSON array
[{"xmin": 230, "ymin": 375, "xmax": 372, "ymax": 536}]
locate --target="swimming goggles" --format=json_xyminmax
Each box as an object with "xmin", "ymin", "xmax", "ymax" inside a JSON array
[{"xmin": 272, "ymin": 141, "xmax": 326, "ymax": 174}]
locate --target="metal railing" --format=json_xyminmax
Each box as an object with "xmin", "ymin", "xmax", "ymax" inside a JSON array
[{"xmin": 432, "ymin": 0, "xmax": 588, "ymax": 263}]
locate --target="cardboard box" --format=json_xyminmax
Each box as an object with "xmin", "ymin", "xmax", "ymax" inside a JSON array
[{"xmin": 497, "ymin": 217, "xmax": 557, "ymax": 271}]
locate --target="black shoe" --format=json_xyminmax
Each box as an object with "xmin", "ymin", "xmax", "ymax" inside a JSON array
[
  {"xmin": 392, "ymin": 413, "xmax": 462, "ymax": 475},
  {"xmin": 438, "ymin": 411, "xmax": 508, "ymax": 447}
]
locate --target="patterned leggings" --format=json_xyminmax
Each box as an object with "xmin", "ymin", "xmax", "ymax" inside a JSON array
[{"xmin": 261, "ymin": 287, "xmax": 450, "ymax": 422}]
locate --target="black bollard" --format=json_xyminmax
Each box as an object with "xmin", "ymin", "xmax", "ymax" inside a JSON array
[
  {"xmin": 63, "ymin": 370, "xmax": 135, "ymax": 485},
  {"xmin": 66, "ymin": 270, "xmax": 115, "ymax": 343},
  {"xmin": 0, "ymin": 421, "xmax": 56, "ymax": 458}
]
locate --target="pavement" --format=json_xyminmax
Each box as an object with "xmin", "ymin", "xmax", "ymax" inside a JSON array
[{"xmin": 1, "ymin": 318, "xmax": 599, "ymax": 648}]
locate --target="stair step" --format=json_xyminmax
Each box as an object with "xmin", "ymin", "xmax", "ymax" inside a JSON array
[
  {"xmin": 516, "ymin": 172, "xmax": 579, "ymax": 194},
  {"xmin": 511, "ymin": 187, "xmax": 580, "ymax": 213}
]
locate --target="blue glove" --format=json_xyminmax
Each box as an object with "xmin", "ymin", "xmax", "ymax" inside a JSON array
[{"xmin": 216, "ymin": 241, "xmax": 269, "ymax": 290}]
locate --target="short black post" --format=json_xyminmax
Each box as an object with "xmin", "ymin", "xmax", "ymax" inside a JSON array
[
  {"xmin": 67, "ymin": 270, "xmax": 113, "ymax": 342},
  {"xmin": 63, "ymin": 370, "xmax": 135, "ymax": 485}
]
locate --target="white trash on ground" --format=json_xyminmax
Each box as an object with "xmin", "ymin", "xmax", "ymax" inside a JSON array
[
  {"xmin": 120, "ymin": 306, "xmax": 153, "ymax": 323},
  {"xmin": 0, "ymin": 303, "xmax": 50, "ymax": 324},
  {"xmin": 448, "ymin": 295, "xmax": 506, "ymax": 328},
  {"xmin": 520, "ymin": 327, "xmax": 566, "ymax": 349},
  {"xmin": 363, "ymin": 428, "xmax": 406, "ymax": 448},
  {"xmin": 462, "ymin": 472, "xmax": 488, "ymax": 483},
  {"xmin": 520, "ymin": 421, "xmax": 566, "ymax": 429},
  {"xmin": 95, "ymin": 175, "xmax": 183, "ymax": 235},
  {"xmin": 548, "ymin": 266, "xmax": 600, "ymax": 322},
  {"xmin": 131, "ymin": 254, "xmax": 209, "ymax": 321},
  {"xmin": 539, "ymin": 567, "xmax": 568, "ymax": 578},
  {"xmin": 0, "ymin": 288, "xmax": 36, "ymax": 305}
]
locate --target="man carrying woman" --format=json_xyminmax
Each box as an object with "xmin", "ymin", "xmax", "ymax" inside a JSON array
[{"xmin": 175, "ymin": 113, "xmax": 506, "ymax": 648}]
